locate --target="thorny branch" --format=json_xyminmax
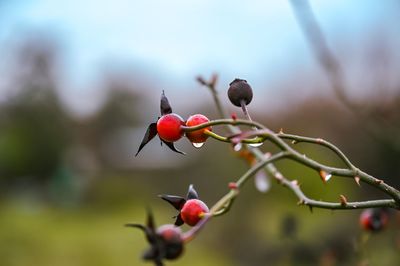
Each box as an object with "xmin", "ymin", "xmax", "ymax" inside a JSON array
[
  {"xmin": 183, "ymin": 117, "xmax": 400, "ymax": 208},
  {"xmin": 171, "ymin": 74, "xmax": 400, "ymax": 248},
  {"xmin": 133, "ymin": 73, "xmax": 400, "ymax": 264},
  {"xmin": 192, "ymin": 76, "xmax": 400, "ymax": 224},
  {"xmin": 132, "ymin": 3, "xmax": 400, "ymax": 264}
]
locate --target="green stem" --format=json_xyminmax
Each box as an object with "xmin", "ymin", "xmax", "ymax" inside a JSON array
[
  {"xmin": 181, "ymin": 118, "xmax": 265, "ymax": 132},
  {"xmin": 210, "ymin": 152, "xmax": 288, "ymax": 214},
  {"xmin": 282, "ymin": 177, "xmax": 398, "ymax": 209},
  {"xmin": 204, "ymin": 130, "xmax": 263, "ymax": 144},
  {"xmin": 278, "ymin": 133, "xmax": 354, "ymax": 169}
]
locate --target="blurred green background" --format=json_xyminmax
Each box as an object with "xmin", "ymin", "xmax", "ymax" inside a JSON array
[{"xmin": 1, "ymin": 1, "xmax": 400, "ymax": 265}]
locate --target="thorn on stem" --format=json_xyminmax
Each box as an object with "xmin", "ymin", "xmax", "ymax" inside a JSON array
[
  {"xmin": 354, "ymin": 176, "xmax": 361, "ymax": 187},
  {"xmin": 339, "ymin": 194, "xmax": 348, "ymax": 206},
  {"xmin": 375, "ymin": 179, "xmax": 384, "ymax": 184},
  {"xmin": 279, "ymin": 128, "xmax": 284, "ymax": 134},
  {"xmin": 275, "ymin": 173, "xmax": 284, "ymax": 183},
  {"xmin": 291, "ymin": 140, "xmax": 298, "ymax": 144},
  {"xmin": 319, "ymin": 170, "xmax": 329, "ymax": 183},
  {"xmin": 297, "ymin": 199, "xmax": 305, "ymax": 205},
  {"xmin": 231, "ymin": 113, "xmax": 237, "ymax": 120},
  {"xmin": 308, "ymin": 205, "xmax": 313, "ymax": 213}
]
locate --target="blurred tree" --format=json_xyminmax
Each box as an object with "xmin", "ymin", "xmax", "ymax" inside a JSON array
[{"xmin": 0, "ymin": 36, "xmax": 70, "ymax": 185}]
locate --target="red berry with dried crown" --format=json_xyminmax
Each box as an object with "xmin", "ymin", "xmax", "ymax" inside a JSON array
[
  {"xmin": 180, "ymin": 199, "xmax": 209, "ymax": 226},
  {"xmin": 160, "ymin": 184, "xmax": 209, "ymax": 227},
  {"xmin": 157, "ymin": 113, "xmax": 185, "ymax": 142},
  {"xmin": 136, "ymin": 91, "xmax": 185, "ymax": 155},
  {"xmin": 185, "ymin": 114, "xmax": 212, "ymax": 144}
]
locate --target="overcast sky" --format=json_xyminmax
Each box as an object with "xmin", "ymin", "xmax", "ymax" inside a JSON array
[{"xmin": 1, "ymin": 0, "xmax": 399, "ymax": 114}]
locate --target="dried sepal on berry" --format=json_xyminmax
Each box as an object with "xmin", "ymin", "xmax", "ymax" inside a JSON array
[
  {"xmin": 136, "ymin": 123, "xmax": 158, "ymax": 156},
  {"xmin": 160, "ymin": 194, "xmax": 187, "ymax": 226},
  {"xmin": 160, "ymin": 138, "xmax": 185, "ymax": 155},
  {"xmin": 160, "ymin": 195, "xmax": 186, "ymax": 211},
  {"xmin": 186, "ymin": 184, "xmax": 199, "ymax": 200},
  {"xmin": 160, "ymin": 90, "xmax": 172, "ymax": 115}
]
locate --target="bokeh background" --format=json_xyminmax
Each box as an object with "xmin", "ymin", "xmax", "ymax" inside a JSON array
[{"xmin": 1, "ymin": 0, "xmax": 400, "ymax": 265}]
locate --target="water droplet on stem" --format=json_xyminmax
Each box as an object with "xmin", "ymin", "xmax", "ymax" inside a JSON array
[
  {"xmin": 325, "ymin": 174, "xmax": 332, "ymax": 182},
  {"xmin": 192, "ymin": 142, "xmax": 204, "ymax": 148},
  {"xmin": 249, "ymin": 142, "xmax": 263, "ymax": 147},
  {"xmin": 233, "ymin": 143, "xmax": 242, "ymax": 151}
]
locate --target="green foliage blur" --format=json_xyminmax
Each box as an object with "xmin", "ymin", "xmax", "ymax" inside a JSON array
[{"xmin": 1, "ymin": 36, "xmax": 400, "ymax": 266}]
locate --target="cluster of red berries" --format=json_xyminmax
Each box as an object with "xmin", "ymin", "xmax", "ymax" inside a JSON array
[
  {"xmin": 157, "ymin": 113, "xmax": 212, "ymax": 144},
  {"xmin": 136, "ymin": 78, "xmax": 253, "ymax": 156},
  {"xmin": 130, "ymin": 79, "xmax": 256, "ymax": 265},
  {"xmin": 135, "ymin": 91, "xmax": 212, "ymax": 156}
]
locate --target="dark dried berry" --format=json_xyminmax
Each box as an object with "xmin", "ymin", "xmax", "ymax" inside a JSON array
[
  {"xmin": 157, "ymin": 225, "xmax": 184, "ymax": 260},
  {"xmin": 125, "ymin": 211, "xmax": 184, "ymax": 265},
  {"xmin": 228, "ymin": 78, "xmax": 253, "ymax": 107}
]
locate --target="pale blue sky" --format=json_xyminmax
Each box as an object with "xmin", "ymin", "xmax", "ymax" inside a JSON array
[{"xmin": 0, "ymin": 0, "xmax": 399, "ymax": 114}]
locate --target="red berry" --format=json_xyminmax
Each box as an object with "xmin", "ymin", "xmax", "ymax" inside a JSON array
[
  {"xmin": 180, "ymin": 199, "xmax": 209, "ymax": 226},
  {"xmin": 359, "ymin": 209, "xmax": 388, "ymax": 232},
  {"xmin": 157, "ymin": 113, "xmax": 185, "ymax": 142},
  {"xmin": 185, "ymin": 114, "xmax": 211, "ymax": 144}
]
